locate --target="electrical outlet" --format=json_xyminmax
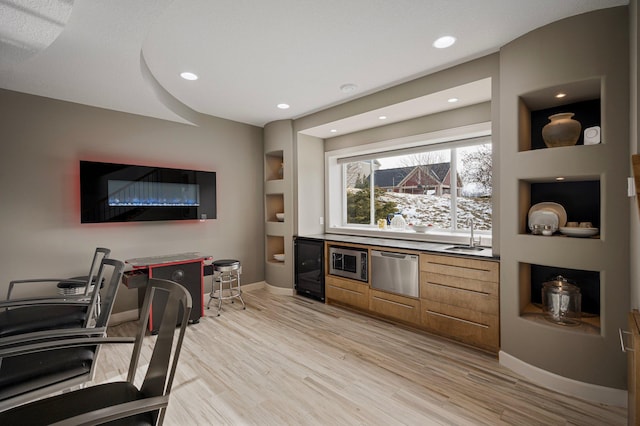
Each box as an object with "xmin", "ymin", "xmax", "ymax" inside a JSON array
[
  {"xmin": 319, "ymin": 216, "xmax": 324, "ymax": 225},
  {"xmin": 629, "ymin": 177, "xmax": 636, "ymax": 197}
]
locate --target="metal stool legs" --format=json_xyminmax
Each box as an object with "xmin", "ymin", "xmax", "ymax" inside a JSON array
[{"xmin": 207, "ymin": 260, "xmax": 245, "ymax": 316}]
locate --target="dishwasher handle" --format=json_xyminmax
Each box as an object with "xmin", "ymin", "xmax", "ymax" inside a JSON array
[{"xmin": 372, "ymin": 250, "xmax": 411, "ymax": 259}]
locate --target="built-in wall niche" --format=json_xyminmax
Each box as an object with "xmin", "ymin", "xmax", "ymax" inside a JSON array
[
  {"xmin": 266, "ymin": 235, "xmax": 285, "ymax": 264},
  {"xmin": 265, "ymin": 194, "xmax": 284, "ymax": 222},
  {"xmin": 519, "ymin": 262, "xmax": 600, "ymax": 334},
  {"xmin": 265, "ymin": 150, "xmax": 284, "ymax": 181},
  {"xmin": 518, "ymin": 78, "xmax": 601, "ymax": 152},
  {"xmin": 520, "ymin": 179, "xmax": 600, "ymax": 235},
  {"xmin": 530, "ymin": 99, "xmax": 600, "ymax": 150}
]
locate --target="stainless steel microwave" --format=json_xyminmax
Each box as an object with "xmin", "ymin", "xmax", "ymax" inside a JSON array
[{"xmin": 329, "ymin": 246, "xmax": 368, "ymax": 282}]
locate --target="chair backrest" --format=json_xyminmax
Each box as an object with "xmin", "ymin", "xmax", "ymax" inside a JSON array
[
  {"xmin": 130, "ymin": 278, "xmax": 192, "ymax": 424},
  {"xmin": 0, "ymin": 258, "xmax": 126, "ymax": 411},
  {"xmin": 87, "ymin": 258, "xmax": 124, "ymax": 328},
  {"xmin": 82, "ymin": 247, "xmax": 111, "ymax": 297}
]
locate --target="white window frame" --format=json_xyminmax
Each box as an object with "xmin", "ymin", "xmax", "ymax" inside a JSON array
[{"xmin": 325, "ymin": 122, "xmax": 492, "ymax": 246}]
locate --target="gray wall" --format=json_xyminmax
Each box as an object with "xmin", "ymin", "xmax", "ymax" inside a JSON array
[
  {"xmin": 631, "ymin": 0, "xmax": 640, "ymax": 310},
  {"xmin": 0, "ymin": 89, "xmax": 264, "ymax": 314},
  {"xmin": 295, "ymin": 133, "xmax": 325, "ymax": 236},
  {"xmin": 499, "ymin": 7, "xmax": 629, "ymax": 389}
]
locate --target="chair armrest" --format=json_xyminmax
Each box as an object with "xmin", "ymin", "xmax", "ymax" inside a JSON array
[
  {"xmin": 48, "ymin": 396, "xmax": 169, "ymax": 426},
  {"xmin": 0, "ymin": 327, "xmax": 108, "ymax": 348},
  {"xmin": 7, "ymin": 278, "xmax": 87, "ymax": 299},
  {"xmin": 0, "ymin": 297, "xmax": 90, "ymax": 310},
  {"xmin": 0, "ymin": 335, "xmax": 135, "ymax": 358}
]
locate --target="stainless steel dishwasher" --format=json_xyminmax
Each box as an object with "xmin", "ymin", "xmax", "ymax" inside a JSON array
[{"xmin": 371, "ymin": 250, "xmax": 419, "ymax": 298}]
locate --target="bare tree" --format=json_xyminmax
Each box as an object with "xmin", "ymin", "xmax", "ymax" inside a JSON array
[
  {"xmin": 345, "ymin": 160, "xmax": 380, "ymax": 187},
  {"xmin": 396, "ymin": 151, "xmax": 447, "ymax": 167},
  {"xmin": 460, "ymin": 144, "xmax": 492, "ymax": 195}
]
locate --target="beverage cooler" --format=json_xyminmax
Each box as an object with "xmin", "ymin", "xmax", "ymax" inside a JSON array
[{"xmin": 294, "ymin": 237, "xmax": 324, "ymax": 301}]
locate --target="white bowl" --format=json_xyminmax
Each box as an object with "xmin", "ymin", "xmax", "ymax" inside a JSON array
[
  {"xmin": 412, "ymin": 224, "xmax": 433, "ymax": 233},
  {"xmin": 559, "ymin": 227, "xmax": 598, "ymax": 238},
  {"xmin": 273, "ymin": 253, "xmax": 285, "ymax": 261},
  {"xmin": 275, "ymin": 213, "xmax": 284, "ymax": 221}
]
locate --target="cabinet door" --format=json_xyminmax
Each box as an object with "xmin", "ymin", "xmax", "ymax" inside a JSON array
[
  {"xmin": 629, "ymin": 312, "xmax": 640, "ymax": 426},
  {"xmin": 421, "ymin": 300, "xmax": 499, "ymax": 351},
  {"xmin": 420, "ymin": 254, "xmax": 500, "ymax": 352},
  {"xmin": 325, "ymin": 276, "xmax": 369, "ymax": 311},
  {"xmin": 369, "ymin": 289, "xmax": 420, "ymax": 325}
]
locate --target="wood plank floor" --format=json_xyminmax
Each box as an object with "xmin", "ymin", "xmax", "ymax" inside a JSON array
[{"xmin": 96, "ymin": 289, "xmax": 626, "ymax": 425}]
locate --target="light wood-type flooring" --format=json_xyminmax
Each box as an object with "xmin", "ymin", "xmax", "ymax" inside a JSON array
[{"xmin": 95, "ymin": 288, "xmax": 626, "ymax": 425}]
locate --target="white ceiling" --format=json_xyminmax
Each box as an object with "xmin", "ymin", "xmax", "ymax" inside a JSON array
[{"xmin": 0, "ymin": 0, "xmax": 628, "ymax": 136}]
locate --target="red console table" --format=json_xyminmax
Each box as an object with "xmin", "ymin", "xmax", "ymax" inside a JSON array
[{"xmin": 123, "ymin": 252, "xmax": 211, "ymax": 333}]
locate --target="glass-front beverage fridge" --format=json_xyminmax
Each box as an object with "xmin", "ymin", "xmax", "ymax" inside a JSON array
[{"xmin": 294, "ymin": 237, "xmax": 324, "ymax": 301}]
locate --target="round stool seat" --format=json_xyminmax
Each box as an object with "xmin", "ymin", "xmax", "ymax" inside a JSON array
[
  {"xmin": 213, "ymin": 259, "xmax": 240, "ymax": 272},
  {"xmin": 208, "ymin": 259, "xmax": 244, "ymax": 315}
]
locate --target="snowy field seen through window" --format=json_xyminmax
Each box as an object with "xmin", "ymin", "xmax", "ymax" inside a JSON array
[{"xmin": 345, "ymin": 143, "xmax": 492, "ymax": 231}]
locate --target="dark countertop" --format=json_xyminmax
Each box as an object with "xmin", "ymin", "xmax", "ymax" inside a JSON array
[{"xmin": 298, "ymin": 233, "xmax": 498, "ymax": 260}]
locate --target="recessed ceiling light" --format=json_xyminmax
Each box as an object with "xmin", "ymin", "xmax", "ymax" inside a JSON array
[
  {"xmin": 340, "ymin": 83, "xmax": 358, "ymax": 93},
  {"xmin": 180, "ymin": 72, "xmax": 198, "ymax": 81},
  {"xmin": 277, "ymin": 103, "xmax": 290, "ymax": 110},
  {"xmin": 330, "ymin": 129, "xmax": 338, "ymax": 133},
  {"xmin": 378, "ymin": 115, "xmax": 387, "ymax": 120},
  {"xmin": 555, "ymin": 176, "xmax": 566, "ymax": 181},
  {"xmin": 555, "ymin": 92, "xmax": 567, "ymax": 98},
  {"xmin": 448, "ymin": 97, "xmax": 459, "ymax": 103},
  {"xmin": 433, "ymin": 36, "xmax": 456, "ymax": 49}
]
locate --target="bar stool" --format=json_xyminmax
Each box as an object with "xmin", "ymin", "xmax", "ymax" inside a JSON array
[{"xmin": 207, "ymin": 259, "xmax": 245, "ymax": 316}]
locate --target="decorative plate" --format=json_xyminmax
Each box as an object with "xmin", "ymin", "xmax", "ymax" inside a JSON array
[{"xmin": 528, "ymin": 202, "xmax": 567, "ymax": 228}]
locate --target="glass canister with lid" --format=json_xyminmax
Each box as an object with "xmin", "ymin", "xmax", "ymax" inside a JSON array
[{"xmin": 541, "ymin": 275, "xmax": 581, "ymax": 326}]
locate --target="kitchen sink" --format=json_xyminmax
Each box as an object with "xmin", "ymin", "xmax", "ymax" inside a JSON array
[{"xmin": 445, "ymin": 245, "xmax": 485, "ymax": 252}]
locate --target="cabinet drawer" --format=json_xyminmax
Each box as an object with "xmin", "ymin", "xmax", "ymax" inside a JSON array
[
  {"xmin": 369, "ymin": 289, "xmax": 420, "ymax": 325},
  {"xmin": 421, "ymin": 300, "xmax": 499, "ymax": 351},
  {"xmin": 420, "ymin": 254, "xmax": 499, "ymax": 283},
  {"xmin": 421, "ymin": 280, "xmax": 498, "ymax": 314},
  {"xmin": 326, "ymin": 276, "xmax": 370, "ymax": 311},
  {"xmin": 421, "ymin": 271, "xmax": 498, "ymax": 296}
]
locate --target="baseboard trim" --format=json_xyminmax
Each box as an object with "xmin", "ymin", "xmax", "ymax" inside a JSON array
[
  {"xmin": 108, "ymin": 309, "xmax": 138, "ymax": 326},
  {"xmin": 201, "ymin": 281, "xmax": 292, "ymax": 300},
  {"xmin": 264, "ymin": 281, "xmax": 295, "ymax": 296},
  {"xmin": 242, "ymin": 281, "xmax": 268, "ymax": 292},
  {"xmin": 499, "ymin": 351, "xmax": 627, "ymax": 407}
]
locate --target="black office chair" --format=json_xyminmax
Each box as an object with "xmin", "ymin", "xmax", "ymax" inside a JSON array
[
  {"xmin": 0, "ymin": 257, "xmax": 125, "ymax": 410},
  {"xmin": 0, "ymin": 278, "xmax": 192, "ymax": 425},
  {"xmin": 0, "ymin": 247, "xmax": 111, "ymax": 338}
]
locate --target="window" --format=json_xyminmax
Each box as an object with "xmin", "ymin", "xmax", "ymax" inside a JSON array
[{"xmin": 327, "ymin": 128, "xmax": 492, "ymax": 241}]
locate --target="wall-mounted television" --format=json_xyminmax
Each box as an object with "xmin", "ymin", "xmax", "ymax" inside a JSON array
[{"xmin": 80, "ymin": 161, "xmax": 216, "ymax": 223}]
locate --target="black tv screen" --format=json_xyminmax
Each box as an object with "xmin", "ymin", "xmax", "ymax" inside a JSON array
[{"xmin": 80, "ymin": 161, "xmax": 216, "ymax": 223}]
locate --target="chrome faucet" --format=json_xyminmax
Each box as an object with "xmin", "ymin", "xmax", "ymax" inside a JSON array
[{"xmin": 468, "ymin": 217, "xmax": 475, "ymax": 247}]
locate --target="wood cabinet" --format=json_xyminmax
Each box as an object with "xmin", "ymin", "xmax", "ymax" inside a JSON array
[
  {"xmin": 369, "ymin": 289, "xmax": 420, "ymax": 325},
  {"xmin": 628, "ymin": 311, "xmax": 640, "ymax": 425},
  {"xmin": 323, "ymin": 240, "xmax": 501, "ymax": 353},
  {"xmin": 325, "ymin": 275, "xmax": 370, "ymax": 311},
  {"xmin": 420, "ymin": 254, "xmax": 500, "ymax": 352}
]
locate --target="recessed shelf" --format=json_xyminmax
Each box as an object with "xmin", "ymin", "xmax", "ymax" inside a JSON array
[
  {"xmin": 265, "ymin": 150, "xmax": 284, "ymax": 181},
  {"xmin": 265, "ymin": 194, "xmax": 284, "ymax": 222},
  {"xmin": 518, "ymin": 262, "xmax": 600, "ymax": 334},
  {"xmin": 266, "ymin": 235, "xmax": 285, "ymax": 263},
  {"xmin": 518, "ymin": 79, "xmax": 601, "ymax": 152},
  {"xmin": 519, "ymin": 180, "xmax": 600, "ymax": 236}
]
